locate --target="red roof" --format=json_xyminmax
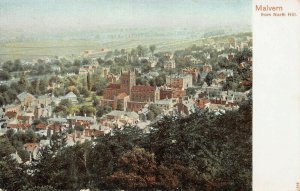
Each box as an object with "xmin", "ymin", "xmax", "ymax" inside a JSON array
[
  {"xmin": 48, "ymin": 124, "xmax": 61, "ymax": 131},
  {"xmin": 196, "ymin": 98, "xmax": 210, "ymax": 109},
  {"xmin": 17, "ymin": 115, "xmax": 30, "ymax": 120},
  {"xmin": 106, "ymin": 83, "xmax": 121, "ymax": 89},
  {"xmin": 131, "ymin": 85, "xmax": 155, "ymax": 91},
  {"xmin": 5, "ymin": 111, "xmax": 17, "ymax": 119},
  {"xmin": 36, "ymin": 123, "xmax": 47, "ymax": 129},
  {"xmin": 7, "ymin": 123, "xmax": 30, "ymax": 129},
  {"xmin": 24, "ymin": 143, "xmax": 38, "ymax": 152},
  {"xmin": 116, "ymin": 93, "xmax": 128, "ymax": 99}
]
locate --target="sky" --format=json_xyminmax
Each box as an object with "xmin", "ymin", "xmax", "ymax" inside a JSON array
[{"xmin": 0, "ymin": 0, "xmax": 251, "ymax": 35}]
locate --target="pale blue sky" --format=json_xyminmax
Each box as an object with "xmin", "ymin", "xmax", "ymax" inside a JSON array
[{"xmin": 0, "ymin": 0, "xmax": 251, "ymax": 34}]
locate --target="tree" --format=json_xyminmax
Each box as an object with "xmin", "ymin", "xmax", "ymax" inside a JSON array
[
  {"xmin": 74, "ymin": 125, "xmax": 84, "ymax": 131},
  {"xmin": 18, "ymin": 73, "xmax": 29, "ymax": 93},
  {"xmin": 0, "ymin": 70, "xmax": 11, "ymax": 80},
  {"xmin": 29, "ymin": 79, "xmax": 40, "ymax": 95},
  {"xmin": 155, "ymin": 74, "xmax": 166, "ymax": 87},
  {"xmin": 53, "ymin": 99, "xmax": 74, "ymax": 116},
  {"xmin": 20, "ymin": 185, "xmax": 58, "ymax": 191},
  {"xmin": 105, "ymin": 51, "xmax": 113, "ymax": 60},
  {"xmin": 79, "ymin": 105, "xmax": 96, "ymax": 116},
  {"xmin": 146, "ymin": 111, "xmax": 155, "ymax": 121},
  {"xmin": 186, "ymin": 87, "xmax": 196, "ymax": 97},
  {"xmin": 205, "ymin": 71, "xmax": 215, "ymax": 86},
  {"xmin": 39, "ymin": 79, "xmax": 48, "ymax": 94},
  {"xmin": 149, "ymin": 45, "xmax": 156, "ymax": 55},
  {"xmin": 108, "ymin": 147, "xmax": 156, "ymax": 189},
  {"xmin": 87, "ymin": 72, "xmax": 91, "ymax": 91},
  {"xmin": 0, "ymin": 137, "xmax": 15, "ymax": 158},
  {"xmin": 0, "ymin": 158, "xmax": 27, "ymax": 190},
  {"xmin": 96, "ymin": 105, "xmax": 112, "ymax": 118},
  {"xmin": 137, "ymin": 45, "xmax": 147, "ymax": 57},
  {"xmin": 148, "ymin": 104, "xmax": 162, "ymax": 117}
]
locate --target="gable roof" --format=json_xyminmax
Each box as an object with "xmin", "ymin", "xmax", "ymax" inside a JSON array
[
  {"xmin": 131, "ymin": 85, "xmax": 155, "ymax": 92},
  {"xmin": 65, "ymin": 92, "xmax": 77, "ymax": 98},
  {"xmin": 17, "ymin": 92, "xmax": 35, "ymax": 102}
]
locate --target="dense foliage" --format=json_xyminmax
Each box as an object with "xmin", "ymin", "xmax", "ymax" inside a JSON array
[{"xmin": 0, "ymin": 98, "xmax": 252, "ymax": 191}]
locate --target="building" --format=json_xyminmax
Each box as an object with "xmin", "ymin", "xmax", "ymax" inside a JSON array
[
  {"xmin": 102, "ymin": 70, "xmax": 136, "ymax": 100},
  {"xmin": 174, "ymin": 97, "xmax": 196, "ymax": 116},
  {"xmin": 120, "ymin": 70, "xmax": 136, "ymax": 95},
  {"xmin": 202, "ymin": 85, "xmax": 223, "ymax": 97},
  {"xmin": 217, "ymin": 69, "xmax": 234, "ymax": 80},
  {"xmin": 159, "ymin": 86, "xmax": 186, "ymax": 99},
  {"xmin": 164, "ymin": 60, "xmax": 176, "ymax": 69},
  {"xmin": 166, "ymin": 74, "xmax": 193, "ymax": 90},
  {"xmin": 151, "ymin": 98, "xmax": 175, "ymax": 112},
  {"xmin": 99, "ymin": 110, "xmax": 139, "ymax": 128},
  {"xmin": 202, "ymin": 64, "xmax": 213, "ymax": 73},
  {"xmin": 102, "ymin": 69, "xmax": 136, "ymax": 110},
  {"xmin": 182, "ymin": 67, "xmax": 199, "ymax": 83},
  {"xmin": 130, "ymin": 85, "xmax": 159, "ymax": 103},
  {"xmin": 127, "ymin": 85, "xmax": 160, "ymax": 112},
  {"xmin": 17, "ymin": 92, "xmax": 36, "ymax": 108},
  {"xmin": 149, "ymin": 56, "xmax": 158, "ymax": 68},
  {"xmin": 61, "ymin": 92, "xmax": 78, "ymax": 104},
  {"xmin": 103, "ymin": 84, "xmax": 121, "ymax": 100},
  {"xmin": 220, "ymin": 91, "xmax": 248, "ymax": 103},
  {"xmin": 79, "ymin": 64, "xmax": 98, "ymax": 76},
  {"xmin": 228, "ymin": 37, "xmax": 236, "ymax": 48}
]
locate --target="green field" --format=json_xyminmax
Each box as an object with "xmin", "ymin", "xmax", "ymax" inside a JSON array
[
  {"xmin": 0, "ymin": 37, "xmax": 207, "ymax": 61},
  {"xmin": 0, "ymin": 32, "xmax": 251, "ymax": 61}
]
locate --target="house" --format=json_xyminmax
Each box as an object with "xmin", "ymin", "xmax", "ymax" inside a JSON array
[
  {"xmin": 17, "ymin": 92, "xmax": 36, "ymax": 108},
  {"xmin": 202, "ymin": 85, "xmax": 223, "ymax": 97},
  {"xmin": 17, "ymin": 115, "xmax": 32, "ymax": 124},
  {"xmin": 3, "ymin": 104, "xmax": 20, "ymax": 113},
  {"xmin": 5, "ymin": 111, "xmax": 17, "ymax": 119},
  {"xmin": 166, "ymin": 74, "xmax": 193, "ymax": 90},
  {"xmin": 164, "ymin": 60, "xmax": 176, "ymax": 69},
  {"xmin": 220, "ymin": 91, "xmax": 248, "ymax": 103},
  {"xmin": 150, "ymin": 98, "xmax": 176, "ymax": 115},
  {"xmin": 185, "ymin": 55, "xmax": 200, "ymax": 65},
  {"xmin": 202, "ymin": 64, "xmax": 212, "ymax": 73},
  {"xmin": 61, "ymin": 92, "xmax": 78, "ymax": 104},
  {"xmin": 100, "ymin": 110, "xmax": 139, "ymax": 128},
  {"xmin": 182, "ymin": 67, "xmax": 199, "ymax": 83},
  {"xmin": 138, "ymin": 105, "xmax": 150, "ymax": 122},
  {"xmin": 206, "ymin": 103, "xmax": 239, "ymax": 114},
  {"xmin": 149, "ymin": 56, "xmax": 158, "ymax": 68},
  {"xmin": 23, "ymin": 143, "xmax": 39, "ymax": 161},
  {"xmin": 174, "ymin": 97, "xmax": 196, "ymax": 116},
  {"xmin": 159, "ymin": 86, "xmax": 186, "ymax": 99},
  {"xmin": 217, "ymin": 69, "xmax": 234, "ymax": 80}
]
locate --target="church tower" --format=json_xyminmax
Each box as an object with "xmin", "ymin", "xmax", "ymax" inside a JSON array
[{"xmin": 120, "ymin": 69, "xmax": 136, "ymax": 95}]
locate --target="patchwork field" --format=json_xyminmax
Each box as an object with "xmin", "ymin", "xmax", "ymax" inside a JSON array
[{"xmin": 0, "ymin": 37, "xmax": 208, "ymax": 61}]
